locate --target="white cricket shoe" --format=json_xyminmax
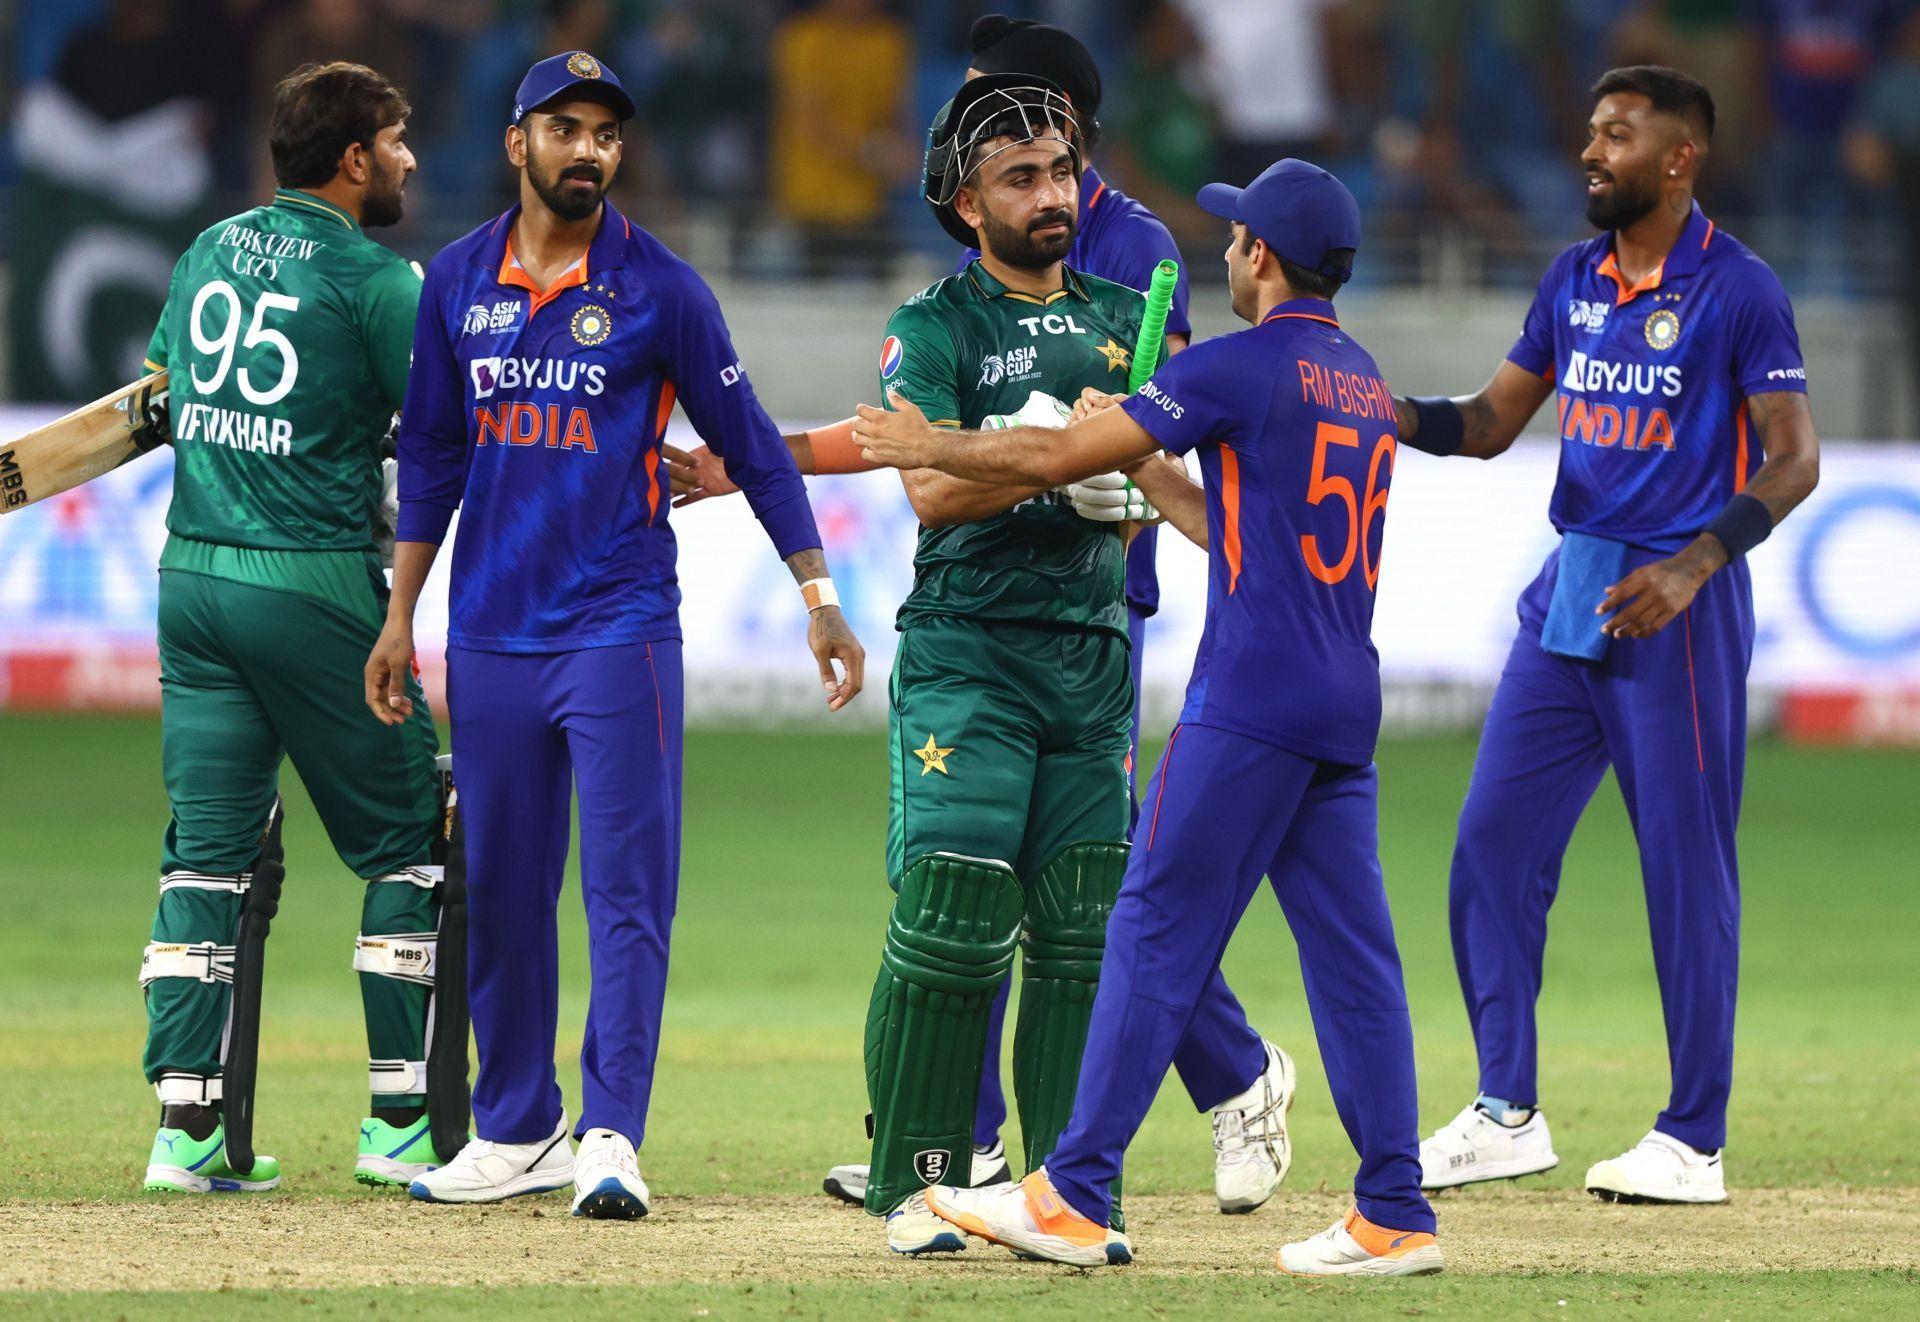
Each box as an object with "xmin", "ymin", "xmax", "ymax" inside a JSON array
[
  {"xmin": 1419, "ymin": 1101, "xmax": 1558, "ymax": 1190},
  {"xmin": 1212, "ymin": 1039, "xmax": 1296, "ymax": 1213},
  {"xmin": 571, "ymin": 1127, "xmax": 650, "ymax": 1219},
  {"xmin": 886, "ymin": 1190, "xmax": 968, "ymax": 1254},
  {"xmin": 408, "ymin": 1111, "xmax": 574, "ymax": 1204},
  {"xmin": 825, "ymin": 1137, "xmax": 1012, "ymax": 1206},
  {"xmin": 1585, "ymin": 1129, "xmax": 1727, "ymax": 1204},
  {"xmin": 924, "ymin": 1169, "xmax": 1109, "ymax": 1267},
  {"xmin": 1277, "ymin": 1206, "xmax": 1443, "ymax": 1277}
]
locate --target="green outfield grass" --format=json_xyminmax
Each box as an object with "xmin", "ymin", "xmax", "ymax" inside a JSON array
[{"xmin": 2, "ymin": 714, "xmax": 1916, "ymax": 1317}]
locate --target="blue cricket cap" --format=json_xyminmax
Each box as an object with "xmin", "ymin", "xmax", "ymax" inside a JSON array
[
  {"xmin": 1197, "ymin": 158, "xmax": 1360, "ymax": 284},
  {"xmin": 511, "ymin": 51, "xmax": 636, "ymax": 126}
]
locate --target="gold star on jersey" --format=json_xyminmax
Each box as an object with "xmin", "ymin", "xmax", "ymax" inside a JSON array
[
  {"xmin": 913, "ymin": 735, "xmax": 956, "ymax": 776},
  {"xmin": 571, "ymin": 304, "xmax": 612, "ymax": 346},
  {"xmin": 1094, "ymin": 339, "xmax": 1132, "ymax": 373}
]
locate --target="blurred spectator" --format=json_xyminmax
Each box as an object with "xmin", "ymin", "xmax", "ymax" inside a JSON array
[
  {"xmin": 1103, "ymin": 0, "xmax": 1216, "ymax": 236},
  {"xmin": 1747, "ymin": 0, "xmax": 1908, "ymax": 290},
  {"xmin": 1845, "ymin": 7, "xmax": 1920, "ymax": 397},
  {"xmin": 1173, "ymin": 0, "xmax": 1339, "ymax": 183},
  {"xmin": 646, "ymin": 0, "xmax": 774, "ymax": 209},
  {"xmin": 768, "ymin": 0, "xmax": 914, "ymax": 277}
]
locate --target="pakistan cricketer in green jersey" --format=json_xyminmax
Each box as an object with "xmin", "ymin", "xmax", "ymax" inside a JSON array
[
  {"xmin": 863, "ymin": 75, "xmax": 1155, "ymax": 1256},
  {"xmin": 135, "ymin": 62, "xmax": 449, "ymax": 1193}
]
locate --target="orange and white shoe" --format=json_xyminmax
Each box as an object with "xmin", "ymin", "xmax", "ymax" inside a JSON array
[
  {"xmin": 1277, "ymin": 1206, "xmax": 1443, "ymax": 1277},
  {"xmin": 924, "ymin": 1169, "xmax": 1110, "ymax": 1267}
]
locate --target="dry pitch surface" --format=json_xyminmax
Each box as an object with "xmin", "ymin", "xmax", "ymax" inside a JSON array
[{"xmin": 6, "ymin": 1186, "xmax": 1915, "ymax": 1292}]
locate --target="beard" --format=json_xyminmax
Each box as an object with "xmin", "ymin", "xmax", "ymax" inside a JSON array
[
  {"xmin": 529, "ymin": 155, "xmax": 607, "ymax": 222},
  {"xmin": 361, "ymin": 159, "xmax": 406, "ymax": 228},
  {"xmin": 978, "ymin": 202, "xmax": 1076, "ymax": 270},
  {"xmin": 1585, "ymin": 168, "xmax": 1660, "ymax": 231}
]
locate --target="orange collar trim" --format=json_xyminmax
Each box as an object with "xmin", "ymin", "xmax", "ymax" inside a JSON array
[
  {"xmin": 1263, "ymin": 311, "xmax": 1340, "ymax": 327},
  {"xmin": 1596, "ymin": 249, "xmax": 1666, "ymax": 306},
  {"xmin": 497, "ymin": 240, "xmax": 589, "ymax": 319}
]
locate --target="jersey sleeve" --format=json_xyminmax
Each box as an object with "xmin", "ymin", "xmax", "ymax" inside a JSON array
[
  {"xmin": 882, "ymin": 301, "xmax": 964, "ymax": 428},
  {"xmin": 145, "ymin": 251, "xmax": 190, "ymax": 372},
  {"xmin": 1119, "ymin": 338, "xmax": 1242, "ymax": 455},
  {"xmin": 663, "ymin": 265, "xmax": 821, "ymax": 559},
  {"xmin": 394, "ymin": 255, "xmax": 470, "ymax": 546},
  {"xmin": 1727, "ymin": 255, "xmax": 1808, "ymax": 398},
  {"xmin": 356, "ymin": 257, "xmax": 425, "ymax": 413},
  {"xmin": 1507, "ymin": 254, "xmax": 1560, "ymax": 379},
  {"xmin": 1103, "ymin": 214, "xmax": 1193, "ymax": 339}
]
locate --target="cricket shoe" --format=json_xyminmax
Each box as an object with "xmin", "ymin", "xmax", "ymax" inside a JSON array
[
  {"xmin": 825, "ymin": 1138, "xmax": 1012, "ymax": 1207},
  {"xmin": 144, "ymin": 1125, "xmax": 281, "ymax": 1193},
  {"xmin": 1585, "ymin": 1130, "xmax": 1727, "ymax": 1204},
  {"xmin": 354, "ymin": 1115, "xmax": 440, "ymax": 1188},
  {"xmin": 1419, "ymin": 1100, "xmax": 1558, "ymax": 1190},
  {"xmin": 924, "ymin": 1168, "xmax": 1109, "ymax": 1268},
  {"xmin": 1277, "ymin": 1206, "xmax": 1444, "ymax": 1277},
  {"xmin": 408, "ymin": 1111, "xmax": 574, "ymax": 1204},
  {"xmin": 886, "ymin": 1190, "xmax": 968, "ymax": 1254},
  {"xmin": 1212, "ymin": 1039, "xmax": 1296, "ymax": 1213},
  {"xmin": 572, "ymin": 1127, "xmax": 650, "ymax": 1219}
]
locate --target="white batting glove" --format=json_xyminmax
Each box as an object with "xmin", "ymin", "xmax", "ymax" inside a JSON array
[
  {"xmin": 981, "ymin": 389, "xmax": 1074, "ymax": 431},
  {"xmin": 375, "ymin": 457, "xmax": 400, "ymax": 568},
  {"xmin": 1064, "ymin": 470, "xmax": 1160, "ymax": 523}
]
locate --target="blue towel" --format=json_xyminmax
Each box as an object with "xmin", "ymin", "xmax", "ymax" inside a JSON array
[{"xmin": 1541, "ymin": 532, "xmax": 1630, "ymax": 661}]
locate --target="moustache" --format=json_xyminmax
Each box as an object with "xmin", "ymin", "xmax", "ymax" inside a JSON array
[
  {"xmin": 562, "ymin": 167, "xmax": 603, "ymax": 183},
  {"xmin": 1028, "ymin": 211, "xmax": 1073, "ymax": 232}
]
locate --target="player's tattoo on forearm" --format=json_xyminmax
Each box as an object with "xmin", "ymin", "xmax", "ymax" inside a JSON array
[
  {"xmin": 1739, "ymin": 391, "xmax": 1820, "ymax": 524},
  {"xmin": 785, "ymin": 547, "xmax": 830, "ymax": 584}
]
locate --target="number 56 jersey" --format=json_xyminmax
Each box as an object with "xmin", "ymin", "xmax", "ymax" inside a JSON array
[
  {"xmin": 146, "ymin": 188, "xmax": 421, "ymax": 551},
  {"xmin": 1120, "ymin": 298, "xmax": 1398, "ymax": 766}
]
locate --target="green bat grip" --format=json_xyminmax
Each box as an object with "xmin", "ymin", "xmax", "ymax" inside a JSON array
[{"xmin": 1127, "ymin": 260, "xmax": 1179, "ymax": 394}]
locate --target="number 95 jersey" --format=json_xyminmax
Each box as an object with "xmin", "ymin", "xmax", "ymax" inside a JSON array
[
  {"xmin": 146, "ymin": 188, "xmax": 421, "ymax": 551},
  {"xmin": 1120, "ymin": 299, "xmax": 1398, "ymax": 766}
]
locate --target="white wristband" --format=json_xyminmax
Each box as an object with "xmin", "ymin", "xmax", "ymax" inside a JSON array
[{"xmin": 800, "ymin": 577, "xmax": 840, "ymax": 612}]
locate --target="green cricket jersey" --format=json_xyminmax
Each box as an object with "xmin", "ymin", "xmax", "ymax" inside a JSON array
[
  {"xmin": 146, "ymin": 188, "xmax": 420, "ymax": 556},
  {"xmin": 882, "ymin": 261, "xmax": 1148, "ymax": 639}
]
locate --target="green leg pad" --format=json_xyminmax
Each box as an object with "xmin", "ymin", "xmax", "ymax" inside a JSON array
[
  {"xmin": 1013, "ymin": 841, "xmax": 1129, "ymax": 1227},
  {"xmin": 359, "ymin": 878, "xmax": 437, "ymax": 1108},
  {"xmin": 863, "ymin": 852, "xmax": 1024, "ymax": 1215}
]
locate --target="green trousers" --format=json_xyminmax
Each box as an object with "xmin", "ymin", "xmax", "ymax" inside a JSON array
[
  {"xmin": 142, "ymin": 554, "xmax": 440, "ymax": 1110},
  {"xmin": 886, "ymin": 615, "xmax": 1133, "ymax": 885}
]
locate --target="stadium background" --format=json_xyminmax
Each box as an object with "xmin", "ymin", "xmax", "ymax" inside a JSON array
[{"xmin": 3, "ymin": 2, "xmax": 1918, "ymax": 1318}]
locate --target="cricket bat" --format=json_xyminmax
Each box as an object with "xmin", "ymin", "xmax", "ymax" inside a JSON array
[
  {"xmin": 1127, "ymin": 260, "xmax": 1179, "ymax": 394},
  {"xmin": 0, "ymin": 370, "xmax": 170, "ymax": 514}
]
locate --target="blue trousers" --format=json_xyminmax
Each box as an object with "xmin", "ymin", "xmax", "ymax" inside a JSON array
[
  {"xmin": 1047, "ymin": 723, "xmax": 1433, "ymax": 1233},
  {"xmin": 447, "ymin": 640, "xmax": 684, "ymax": 1145},
  {"xmin": 1451, "ymin": 548, "xmax": 1752, "ymax": 1151},
  {"xmin": 970, "ymin": 608, "xmax": 1268, "ymax": 1146}
]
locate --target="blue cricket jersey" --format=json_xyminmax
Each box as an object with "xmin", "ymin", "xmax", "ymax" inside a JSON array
[
  {"xmin": 396, "ymin": 203, "xmax": 820, "ymax": 652},
  {"xmin": 963, "ymin": 165, "xmax": 1190, "ymax": 617},
  {"xmin": 1509, "ymin": 205, "xmax": 1807, "ymax": 554},
  {"xmin": 1121, "ymin": 299, "xmax": 1397, "ymax": 765}
]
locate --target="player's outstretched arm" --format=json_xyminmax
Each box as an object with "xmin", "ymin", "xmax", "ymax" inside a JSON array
[
  {"xmin": 1596, "ymin": 390, "xmax": 1820, "ymax": 640},
  {"xmin": 783, "ymin": 546, "xmax": 865, "ymax": 712},
  {"xmin": 1393, "ymin": 361, "xmax": 1555, "ymax": 460},
  {"xmin": 855, "ymin": 390, "xmax": 1158, "ymax": 489},
  {"xmin": 668, "ymin": 421, "xmax": 889, "ymax": 507}
]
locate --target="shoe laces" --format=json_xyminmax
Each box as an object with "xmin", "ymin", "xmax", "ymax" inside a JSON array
[{"xmin": 1213, "ymin": 1083, "xmax": 1284, "ymax": 1164}]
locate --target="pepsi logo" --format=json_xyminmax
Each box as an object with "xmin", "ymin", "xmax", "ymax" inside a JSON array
[{"xmin": 880, "ymin": 335, "xmax": 904, "ymax": 379}]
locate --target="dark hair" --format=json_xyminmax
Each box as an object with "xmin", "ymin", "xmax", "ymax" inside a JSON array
[
  {"xmin": 1242, "ymin": 228, "xmax": 1352, "ymax": 300},
  {"xmin": 269, "ymin": 62, "xmax": 410, "ymax": 189},
  {"xmin": 1591, "ymin": 65, "xmax": 1715, "ymax": 140}
]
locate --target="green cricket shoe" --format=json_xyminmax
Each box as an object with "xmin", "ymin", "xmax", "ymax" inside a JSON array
[
  {"xmin": 354, "ymin": 1115, "xmax": 441, "ymax": 1188},
  {"xmin": 144, "ymin": 1126, "xmax": 281, "ymax": 1193}
]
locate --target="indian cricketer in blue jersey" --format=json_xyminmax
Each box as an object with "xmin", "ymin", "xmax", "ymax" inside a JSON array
[
  {"xmin": 362, "ymin": 51, "xmax": 866, "ymax": 1219},
  {"xmin": 1392, "ymin": 66, "xmax": 1820, "ymax": 1206},
  {"xmin": 854, "ymin": 158, "xmax": 1444, "ymax": 1278},
  {"xmin": 667, "ymin": 17, "xmax": 1291, "ymax": 1219}
]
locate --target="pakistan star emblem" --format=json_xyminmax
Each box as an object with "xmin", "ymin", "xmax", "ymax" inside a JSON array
[
  {"xmin": 913, "ymin": 734, "xmax": 955, "ymax": 776},
  {"xmin": 1095, "ymin": 339, "xmax": 1131, "ymax": 373}
]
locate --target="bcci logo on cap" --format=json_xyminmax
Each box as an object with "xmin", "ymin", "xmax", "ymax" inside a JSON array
[
  {"xmin": 566, "ymin": 52, "xmax": 603, "ymax": 79},
  {"xmin": 913, "ymin": 1149, "xmax": 951, "ymax": 1184}
]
